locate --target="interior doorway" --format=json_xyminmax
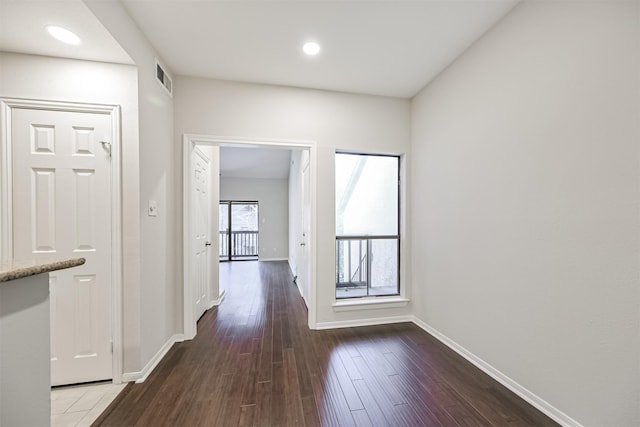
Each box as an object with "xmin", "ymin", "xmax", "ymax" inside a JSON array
[
  {"xmin": 183, "ymin": 134, "xmax": 317, "ymax": 339},
  {"xmin": 219, "ymin": 201, "xmax": 259, "ymax": 261}
]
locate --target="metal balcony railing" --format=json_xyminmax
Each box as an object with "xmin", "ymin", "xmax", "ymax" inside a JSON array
[
  {"xmin": 335, "ymin": 235, "xmax": 400, "ymax": 298},
  {"xmin": 219, "ymin": 230, "xmax": 258, "ymax": 260}
]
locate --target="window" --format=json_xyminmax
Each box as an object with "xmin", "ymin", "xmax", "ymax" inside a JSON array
[{"xmin": 335, "ymin": 152, "xmax": 400, "ymax": 298}]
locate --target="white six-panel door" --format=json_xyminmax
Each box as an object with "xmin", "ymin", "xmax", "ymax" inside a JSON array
[
  {"xmin": 191, "ymin": 147, "xmax": 210, "ymax": 323},
  {"xmin": 11, "ymin": 107, "xmax": 113, "ymax": 386},
  {"xmin": 299, "ymin": 155, "xmax": 311, "ymax": 306}
]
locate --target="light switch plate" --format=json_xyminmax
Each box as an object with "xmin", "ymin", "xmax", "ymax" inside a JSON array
[{"xmin": 148, "ymin": 200, "xmax": 158, "ymax": 217}]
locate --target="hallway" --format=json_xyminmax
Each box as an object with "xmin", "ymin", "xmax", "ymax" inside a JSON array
[{"xmin": 94, "ymin": 261, "xmax": 557, "ymax": 426}]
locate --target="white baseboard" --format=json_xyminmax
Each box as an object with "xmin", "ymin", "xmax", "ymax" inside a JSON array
[
  {"xmin": 259, "ymin": 257, "xmax": 288, "ymax": 262},
  {"xmin": 208, "ymin": 290, "xmax": 226, "ymax": 309},
  {"xmin": 314, "ymin": 315, "xmax": 413, "ymax": 330},
  {"xmin": 121, "ymin": 334, "xmax": 184, "ymax": 383},
  {"xmin": 410, "ymin": 316, "xmax": 582, "ymax": 427}
]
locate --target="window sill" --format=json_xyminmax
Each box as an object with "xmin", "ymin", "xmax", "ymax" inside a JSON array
[{"xmin": 332, "ymin": 297, "xmax": 410, "ymax": 312}]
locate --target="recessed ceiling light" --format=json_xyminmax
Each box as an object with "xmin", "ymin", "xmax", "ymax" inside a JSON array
[
  {"xmin": 45, "ymin": 25, "xmax": 81, "ymax": 45},
  {"xmin": 303, "ymin": 42, "xmax": 320, "ymax": 56}
]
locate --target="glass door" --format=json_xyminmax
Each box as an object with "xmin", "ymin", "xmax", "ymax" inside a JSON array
[{"xmin": 219, "ymin": 201, "xmax": 259, "ymax": 261}]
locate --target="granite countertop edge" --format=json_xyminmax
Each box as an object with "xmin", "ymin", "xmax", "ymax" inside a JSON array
[{"xmin": 0, "ymin": 257, "xmax": 86, "ymax": 283}]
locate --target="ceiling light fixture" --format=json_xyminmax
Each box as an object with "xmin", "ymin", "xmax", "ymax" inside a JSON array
[
  {"xmin": 45, "ymin": 25, "xmax": 81, "ymax": 45},
  {"xmin": 303, "ymin": 42, "xmax": 320, "ymax": 56}
]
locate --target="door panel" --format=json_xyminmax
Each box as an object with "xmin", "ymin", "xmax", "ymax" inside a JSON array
[
  {"xmin": 32, "ymin": 168, "xmax": 56, "ymax": 251},
  {"xmin": 299, "ymin": 155, "xmax": 311, "ymax": 305},
  {"xmin": 11, "ymin": 108, "xmax": 113, "ymax": 386},
  {"xmin": 191, "ymin": 147, "xmax": 210, "ymax": 321}
]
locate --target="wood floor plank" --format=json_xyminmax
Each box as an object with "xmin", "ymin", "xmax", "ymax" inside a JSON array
[
  {"xmin": 94, "ymin": 261, "xmax": 559, "ymax": 427},
  {"xmin": 240, "ymin": 338, "xmax": 261, "ymax": 406},
  {"xmin": 258, "ymin": 326, "xmax": 274, "ymax": 383},
  {"xmin": 310, "ymin": 368, "xmax": 357, "ymax": 427},
  {"xmin": 351, "ymin": 352, "xmax": 406, "ymax": 407},
  {"xmin": 383, "ymin": 353, "xmax": 458, "ymax": 426},
  {"xmin": 254, "ymin": 381, "xmax": 272, "ymax": 427},
  {"xmin": 350, "ymin": 355, "xmax": 408, "ymax": 426},
  {"xmin": 301, "ymin": 394, "xmax": 321, "ymax": 427},
  {"xmin": 387, "ymin": 373, "xmax": 448, "ymax": 427},
  {"xmin": 350, "ymin": 409, "xmax": 374, "ymax": 427},
  {"xmin": 351, "ymin": 379, "xmax": 391, "ymax": 427},
  {"xmin": 283, "ymin": 348, "xmax": 305, "ymax": 426},
  {"xmin": 238, "ymin": 404, "xmax": 256, "ymax": 427},
  {"xmin": 270, "ymin": 361, "xmax": 286, "ymax": 426}
]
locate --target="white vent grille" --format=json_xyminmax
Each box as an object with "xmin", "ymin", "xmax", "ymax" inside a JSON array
[{"xmin": 155, "ymin": 59, "xmax": 173, "ymax": 97}]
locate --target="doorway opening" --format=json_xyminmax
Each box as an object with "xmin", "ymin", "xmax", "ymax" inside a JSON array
[
  {"xmin": 183, "ymin": 134, "xmax": 317, "ymax": 340},
  {"xmin": 219, "ymin": 201, "xmax": 259, "ymax": 261}
]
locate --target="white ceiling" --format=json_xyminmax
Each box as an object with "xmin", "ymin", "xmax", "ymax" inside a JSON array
[
  {"xmin": 0, "ymin": 0, "xmax": 518, "ymax": 98},
  {"xmin": 121, "ymin": 0, "xmax": 518, "ymax": 98},
  {"xmin": 0, "ymin": 0, "xmax": 131, "ymax": 65},
  {"xmin": 0, "ymin": 0, "xmax": 517, "ymax": 177},
  {"xmin": 220, "ymin": 147, "xmax": 292, "ymax": 179}
]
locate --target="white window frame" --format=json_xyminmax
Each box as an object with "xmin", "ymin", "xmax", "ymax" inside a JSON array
[{"xmin": 333, "ymin": 151, "xmax": 409, "ymax": 311}]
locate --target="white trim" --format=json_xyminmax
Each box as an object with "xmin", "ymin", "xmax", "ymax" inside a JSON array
[
  {"xmin": 121, "ymin": 372, "xmax": 140, "ymax": 382},
  {"xmin": 259, "ymin": 257, "xmax": 288, "ymax": 262},
  {"xmin": 208, "ymin": 290, "xmax": 226, "ymax": 309},
  {"xmin": 109, "ymin": 105, "xmax": 124, "ymax": 385},
  {"xmin": 183, "ymin": 134, "xmax": 318, "ymax": 335},
  {"xmin": 315, "ymin": 315, "xmax": 413, "ymax": 330},
  {"xmin": 333, "ymin": 297, "xmax": 410, "ymax": 312},
  {"xmin": 184, "ymin": 134, "xmax": 315, "ymax": 150},
  {"xmin": 295, "ymin": 279, "xmax": 305, "ymax": 301},
  {"xmin": 0, "ymin": 101, "xmax": 13, "ymax": 260},
  {"xmin": 0, "ymin": 97, "xmax": 124, "ymax": 384},
  {"xmin": 411, "ymin": 316, "xmax": 583, "ymax": 427},
  {"xmin": 122, "ymin": 334, "xmax": 184, "ymax": 383}
]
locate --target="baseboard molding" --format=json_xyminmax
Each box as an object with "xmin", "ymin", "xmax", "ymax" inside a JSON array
[
  {"xmin": 294, "ymin": 280, "xmax": 304, "ymax": 298},
  {"xmin": 411, "ymin": 316, "xmax": 582, "ymax": 427},
  {"xmin": 121, "ymin": 334, "xmax": 184, "ymax": 384},
  {"xmin": 314, "ymin": 315, "xmax": 413, "ymax": 330},
  {"xmin": 259, "ymin": 257, "xmax": 288, "ymax": 262},
  {"xmin": 208, "ymin": 290, "xmax": 226, "ymax": 309}
]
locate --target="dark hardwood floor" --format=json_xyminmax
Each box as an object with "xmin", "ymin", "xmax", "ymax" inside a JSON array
[{"xmin": 94, "ymin": 261, "xmax": 558, "ymax": 427}]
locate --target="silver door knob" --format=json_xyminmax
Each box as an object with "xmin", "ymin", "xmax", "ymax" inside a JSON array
[{"xmin": 300, "ymin": 242, "xmax": 306, "ymax": 246}]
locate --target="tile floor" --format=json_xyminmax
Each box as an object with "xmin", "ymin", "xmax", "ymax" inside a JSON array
[{"xmin": 51, "ymin": 381, "xmax": 126, "ymax": 427}]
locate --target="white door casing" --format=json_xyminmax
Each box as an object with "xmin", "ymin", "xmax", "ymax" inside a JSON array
[
  {"xmin": 191, "ymin": 147, "xmax": 211, "ymax": 324},
  {"xmin": 8, "ymin": 105, "xmax": 114, "ymax": 385}
]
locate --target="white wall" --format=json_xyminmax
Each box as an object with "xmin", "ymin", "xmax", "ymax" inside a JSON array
[
  {"xmin": 220, "ymin": 177, "xmax": 289, "ymax": 261},
  {"xmin": 411, "ymin": 1, "xmax": 640, "ymax": 425},
  {"xmin": 174, "ymin": 77, "xmax": 411, "ymax": 326},
  {"xmin": 85, "ymin": 0, "xmax": 178, "ymax": 372},
  {"xmin": 0, "ymin": 52, "xmax": 143, "ymax": 374}
]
